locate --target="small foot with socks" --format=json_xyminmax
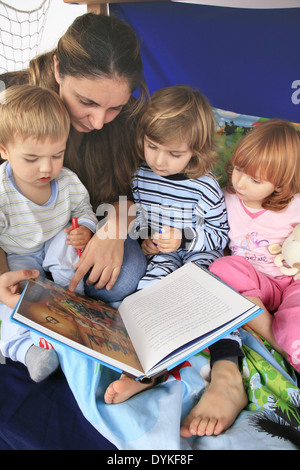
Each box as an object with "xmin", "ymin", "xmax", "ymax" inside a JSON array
[{"xmin": 25, "ymin": 345, "xmax": 59, "ymax": 382}]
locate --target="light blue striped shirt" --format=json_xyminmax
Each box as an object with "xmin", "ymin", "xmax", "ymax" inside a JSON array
[
  {"xmin": 0, "ymin": 162, "xmax": 97, "ymax": 255},
  {"xmin": 131, "ymin": 162, "xmax": 229, "ymax": 252}
]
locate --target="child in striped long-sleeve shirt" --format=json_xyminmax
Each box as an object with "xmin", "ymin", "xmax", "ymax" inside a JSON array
[
  {"xmin": 0, "ymin": 85, "xmax": 98, "ymax": 382},
  {"xmin": 104, "ymin": 86, "xmax": 247, "ymax": 437},
  {"xmin": 131, "ymin": 86, "xmax": 229, "ymax": 286}
]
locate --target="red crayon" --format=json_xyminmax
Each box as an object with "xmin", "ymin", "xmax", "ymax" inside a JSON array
[{"xmin": 72, "ymin": 217, "xmax": 82, "ymax": 257}]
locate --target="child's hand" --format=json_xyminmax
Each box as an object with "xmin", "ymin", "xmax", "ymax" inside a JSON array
[
  {"xmin": 152, "ymin": 226, "xmax": 182, "ymax": 253},
  {"xmin": 65, "ymin": 224, "xmax": 92, "ymax": 250},
  {"xmin": 141, "ymin": 237, "xmax": 160, "ymax": 256}
]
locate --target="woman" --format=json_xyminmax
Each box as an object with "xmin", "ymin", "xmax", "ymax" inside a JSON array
[{"xmin": 0, "ymin": 12, "xmax": 148, "ymax": 300}]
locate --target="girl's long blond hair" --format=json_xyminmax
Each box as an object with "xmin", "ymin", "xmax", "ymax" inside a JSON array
[
  {"xmin": 226, "ymin": 119, "xmax": 300, "ymax": 211},
  {"xmin": 136, "ymin": 85, "xmax": 217, "ymax": 179}
]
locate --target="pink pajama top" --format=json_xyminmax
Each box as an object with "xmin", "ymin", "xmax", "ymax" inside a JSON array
[{"xmin": 223, "ymin": 190, "xmax": 300, "ymax": 279}]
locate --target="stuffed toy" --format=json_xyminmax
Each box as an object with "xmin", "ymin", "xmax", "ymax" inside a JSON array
[{"xmin": 268, "ymin": 224, "xmax": 300, "ymax": 280}]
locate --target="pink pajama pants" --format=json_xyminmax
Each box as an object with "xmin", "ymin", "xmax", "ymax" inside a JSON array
[{"xmin": 209, "ymin": 256, "xmax": 300, "ymax": 372}]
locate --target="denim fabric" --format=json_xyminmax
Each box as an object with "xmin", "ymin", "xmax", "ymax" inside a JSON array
[{"xmin": 84, "ymin": 236, "xmax": 146, "ymax": 304}]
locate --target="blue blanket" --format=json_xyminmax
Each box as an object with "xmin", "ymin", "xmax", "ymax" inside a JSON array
[{"xmin": 32, "ymin": 328, "xmax": 300, "ymax": 450}]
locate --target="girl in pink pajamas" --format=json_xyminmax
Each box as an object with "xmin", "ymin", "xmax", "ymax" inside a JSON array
[
  {"xmin": 209, "ymin": 119, "xmax": 300, "ymax": 371},
  {"xmin": 181, "ymin": 119, "xmax": 300, "ymax": 440}
]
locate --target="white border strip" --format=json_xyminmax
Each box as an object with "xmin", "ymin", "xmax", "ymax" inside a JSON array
[{"xmin": 174, "ymin": 0, "xmax": 300, "ymax": 9}]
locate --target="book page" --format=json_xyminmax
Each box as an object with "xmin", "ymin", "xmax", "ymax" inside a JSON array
[
  {"xmin": 13, "ymin": 278, "xmax": 143, "ymax": 374},
  {"xmin": 119, "ymin": 262, "xmax": 253, "ymax": 373}
]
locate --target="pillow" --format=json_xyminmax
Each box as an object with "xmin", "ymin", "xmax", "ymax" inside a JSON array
[{"xmin": 212, "ymin": 107, "xmax": 300, "ymax": 188}]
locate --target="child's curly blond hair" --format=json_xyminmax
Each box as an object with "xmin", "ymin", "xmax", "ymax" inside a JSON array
[{"xmin": 136, "ymin": 85, "xmax": 217, "ymax": 179}]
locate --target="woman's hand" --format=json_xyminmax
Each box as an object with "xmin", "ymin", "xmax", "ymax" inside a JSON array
[
  {"xmin": 68, "ymin": 230, "xmax": 125, "ymax": 293},
  {"xmin": 68, "ymin": 199, "xmax": 136, "ymax": 293},
  {"xmin": 0, "ymin": 269, "xmax": 39, "ymax": 309}
]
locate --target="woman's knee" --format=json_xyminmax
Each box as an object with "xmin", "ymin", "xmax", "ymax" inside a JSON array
[
  {"xmin": 122, "ymin": 236, "xmax": 147, "ymax": 279},
  {"xmin": 85, "ymin": 237, "xmax": 146, "ymax": 302}
]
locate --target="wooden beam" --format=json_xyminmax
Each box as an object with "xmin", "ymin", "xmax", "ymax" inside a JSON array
[
  {"xmin": 63, "ymin": 1, "xmax": 104, "ymax": 13},
  {"xmin": 63, "ymin": 0, "xmax": 170, "ymax": 14},
  {"xmin": 63, "ymin": 0, "xmax": 168, "ymax": 6},
  {"xmin": 87, "ymin": 3, "xmax": 109, "ymax": 14}
]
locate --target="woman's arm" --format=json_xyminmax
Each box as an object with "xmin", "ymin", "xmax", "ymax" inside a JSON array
[{"xmin": 68, "ymin": 199, "xmax": 137, "ymax": 292}]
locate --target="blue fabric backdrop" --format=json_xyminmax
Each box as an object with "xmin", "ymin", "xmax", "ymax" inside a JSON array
[{"xmin": 111, "ymin": 2, "xmax": 300, "ymax": 122}]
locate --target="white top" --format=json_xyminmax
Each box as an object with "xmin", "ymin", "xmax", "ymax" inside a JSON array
[{"xmin": 0, "ymin": 162, "xmax": 98, "ymax": 255}]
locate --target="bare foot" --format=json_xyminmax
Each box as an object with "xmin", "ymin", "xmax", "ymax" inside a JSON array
[
  {"xmin": 104, "ymin": 374, "xmax": 155, "ymax": 404},
  {"xmin": 180, "ymin": 360, "xmax": 248, "ymax": 437}
]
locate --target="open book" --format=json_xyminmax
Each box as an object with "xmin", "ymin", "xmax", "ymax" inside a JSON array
[{"xmin": 11, "ymin": 262, "xmax": 261, "ymax": 379}]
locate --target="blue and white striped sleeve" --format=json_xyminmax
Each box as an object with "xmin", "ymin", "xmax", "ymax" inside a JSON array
[{"xmin": 185, "ymin": 178, "xmax": 229, "ymax": 253}]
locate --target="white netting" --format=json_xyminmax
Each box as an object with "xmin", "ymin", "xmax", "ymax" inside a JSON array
[{"xmin": 0, "ymin": 0, "xmax": 51, "ymax": 73}]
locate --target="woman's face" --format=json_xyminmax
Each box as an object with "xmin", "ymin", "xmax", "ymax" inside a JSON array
[{"xmin": 54, "ymin": 60, "xmax": 131, "ymax": 133}]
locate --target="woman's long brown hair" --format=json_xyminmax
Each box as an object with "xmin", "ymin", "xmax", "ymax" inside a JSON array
[{"xmin": 0, "ymin": 13, "xmax": 148, "ymax": 211}]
